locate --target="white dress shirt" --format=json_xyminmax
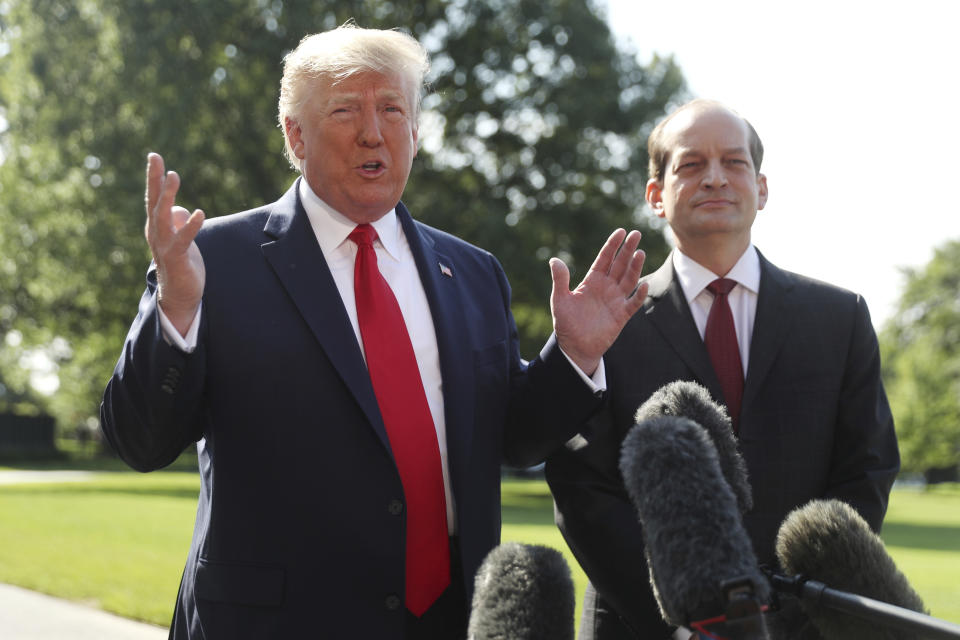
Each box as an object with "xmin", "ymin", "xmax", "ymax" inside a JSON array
[{"xmin": 672, "ymin": 246, "xmax": 761, "ymax": 374}]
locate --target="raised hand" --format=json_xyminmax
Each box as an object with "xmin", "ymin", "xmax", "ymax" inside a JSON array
[
  {"xmin": 549, "ymin": 229, "xmax": 648, "ymax": 376},
  {"xmin": 143, "ymin": 152, "xmax": 206, "ymax": 336}
]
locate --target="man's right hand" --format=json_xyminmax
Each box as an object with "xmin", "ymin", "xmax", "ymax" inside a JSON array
[{"xmin": 144, "ymin": 152, "xmax": 206, "ymax": 337}]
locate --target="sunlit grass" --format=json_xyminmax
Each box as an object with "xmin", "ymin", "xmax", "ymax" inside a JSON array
[
  {"xmin": 881, "ymin": 483, "xmax": 960, "ymax": 622},
  {"xmin": 0, "ymin": 473, "xmax": 198, "ymax": 625}
]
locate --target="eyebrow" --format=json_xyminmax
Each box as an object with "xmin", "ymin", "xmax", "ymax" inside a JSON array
[
  {"xmin": 327, "ymin": 90, "xmax": 408, "ymax": 106},
  {"xmin": 676, "ymin": 146, "xmax": 749, "ymax": 157}
]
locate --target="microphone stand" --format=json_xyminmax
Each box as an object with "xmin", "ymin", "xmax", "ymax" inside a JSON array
[{"xmin": 768, "ymin": 573, "xmax": 960, "ymax": 640}]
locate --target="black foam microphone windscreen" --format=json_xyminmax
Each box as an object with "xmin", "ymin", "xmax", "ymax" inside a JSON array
[
  {"xmin": 634, "ymin": 380, "xmax": 753, "ymax": 512},
  {"xmin": 776, "ymin": 499, "xmax": 926, "ymax": 640},
  {"xmin": 467, "ymin": 542, "xmax": 575, "ymax": 640},
  {"xmin": 619, "ymin": 415, "xmax": 770, "ymax": 628}
]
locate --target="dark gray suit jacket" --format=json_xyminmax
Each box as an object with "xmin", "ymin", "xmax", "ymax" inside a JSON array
[
  {"xmin": 546, "ymin": 251, "xmax": 900, "ymax": 639},
  {"xmin": 101, "ymin": 180, "xmax": 602, "ymax": 639}
]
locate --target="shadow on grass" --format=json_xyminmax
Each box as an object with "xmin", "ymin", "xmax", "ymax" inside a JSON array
[
  {"xmin": 0, "ymin": 448, "xmax": 199, "ymax": 473},
  {"xmin": 882, "ymin": 521, "xmax": 960, "ymax": 553},
  {"xmin": 0, "ymin": 482, "xmax": 201, "ymax": 500}
]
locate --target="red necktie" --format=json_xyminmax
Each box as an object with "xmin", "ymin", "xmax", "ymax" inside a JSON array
[
  {"xmin": 349, "ymin": 224, "xmax": 450, "ymax": 616},
  {"xmin": 704, "ymin": 278, "xmax": 744, "ymax": 429}
]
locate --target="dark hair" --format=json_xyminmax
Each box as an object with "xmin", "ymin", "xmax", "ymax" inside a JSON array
[{"xmin": 647, "ymin": 99, "xmax": 764, "ymax": 182}]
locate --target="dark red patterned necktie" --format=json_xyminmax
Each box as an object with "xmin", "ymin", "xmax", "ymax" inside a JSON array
[
  {"xmin": 349, "ymin": 224, "xmax": 449, "ymax": 616},
  {"xmin": 704, "ymin": 278, "xmax": 744, "ymax": 429}
]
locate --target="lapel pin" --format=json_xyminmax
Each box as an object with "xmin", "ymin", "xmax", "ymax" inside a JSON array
[{"xmin": 439, "ymin": 262, "xmax": 453, "ymax": 278}]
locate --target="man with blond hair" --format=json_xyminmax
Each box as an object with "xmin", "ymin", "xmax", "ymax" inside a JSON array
[
  {"xmin": 102, "ymin": 24, "xmax": 648, "ymax": 639},
  {"xmin": 546, "ymin": 99, "xmax": 899, "ymax": 639}
]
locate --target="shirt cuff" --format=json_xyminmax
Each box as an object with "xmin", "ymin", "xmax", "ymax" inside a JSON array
[
  {"xmin": 158, "ymin": 302, "xmax": 201, "ymax": 353},
  {"xmin": 540, "ymin": 334, "xmax": 607, "ymax": 395}
]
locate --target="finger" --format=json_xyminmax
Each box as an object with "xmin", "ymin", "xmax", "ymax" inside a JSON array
[
  {"xmin": 618, "ymin": 247, "xmax": 646, "ymax": 294},
  {"xmin": 607, "ymin": 229, "xmax": 643, "ymax": 283},
  {"xmin": 170, "ymin": 209, "xmax": 205, "ymax": 252},
  {"xmin": 148, "ymin": 170, "xmax": 182, "ymax": 243},
  {"xmin": 586, "ymin": 228, "xmax": 627, "ymax": 276},
  {"xmin": 625, "ymin": 280, "xmax": 650, "ymax": 315},
  {"xmin": 145, "ymin": 152, "xmax": 165, "ymax": 216},
  {"xmin": 549, "ymin": 257, "xmax": 571, "ymax": 298}
]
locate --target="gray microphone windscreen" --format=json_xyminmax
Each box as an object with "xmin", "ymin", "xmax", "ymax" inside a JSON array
[
  {"xmin": 467, "ymin": 542, "xmax": 575, "ymax": 640},
  {"xmin": 620, "ymin": 415, "xmax": 770, "ymax": 627},
  {"xmin": 776, "ymin": 499, "xmax": 926, "ymax": 640},
  {"xmin": 634, "ymin": 380, "xmax": 752, "ymax": 512}
]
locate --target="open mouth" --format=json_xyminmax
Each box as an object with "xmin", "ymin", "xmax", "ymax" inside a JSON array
[{"xmin": 361, "ymin": 161, "xmax": 384, "ymax": 171}]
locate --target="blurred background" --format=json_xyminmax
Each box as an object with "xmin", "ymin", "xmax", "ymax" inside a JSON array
[{"xmin": 1, "ymin": 0, "xmax": 957, "ymax": 631}]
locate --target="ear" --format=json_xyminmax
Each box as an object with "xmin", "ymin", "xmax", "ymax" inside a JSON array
[
  {"xmin": 756, "ymin": 173, "xmax": 769, "ymax": 210},
  {"xmin": 646, "ymin": 178, "xmax": 666, "ymax": 218},
  {"xmin": 285, "ymin": 117, "xmax": 306, "ymax": 159},
  {"xmin": 411, "ymin": 124, "xmax": 419, "ymax": 159}
]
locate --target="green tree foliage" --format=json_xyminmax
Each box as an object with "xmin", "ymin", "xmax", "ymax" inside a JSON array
[
  {"xmin": 881, "ymin": 239, "xmax": 960, "ymax": 474},
  {"xmin": 0, "ymin": 0, "xmax": 684, "ymax": 433}
]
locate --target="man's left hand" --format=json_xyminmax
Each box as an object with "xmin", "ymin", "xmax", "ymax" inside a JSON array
[{"xmin": 549, "ymin": 228, "xmax": 648, "ymax": 376}]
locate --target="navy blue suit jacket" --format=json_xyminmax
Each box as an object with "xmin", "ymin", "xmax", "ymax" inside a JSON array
[
  {"xmin": 101, "ymin": 181, "xmax": 600, "ymax": 639},
  {"xmin": 545, "ymin": 252, "xmax": 900, "ymax": 639}
]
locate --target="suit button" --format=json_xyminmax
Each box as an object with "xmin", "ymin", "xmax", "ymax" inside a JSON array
[
  {"xmin": 385, "ymin": 594, "xmax": 401, "ymax": 610},
  {"xmin": 388, "ymin": 499, "xmax": 403, "ymax": 516},
  {"xmin": 161, "ymin": 384, "xmax": 174, "ymax": 394}
]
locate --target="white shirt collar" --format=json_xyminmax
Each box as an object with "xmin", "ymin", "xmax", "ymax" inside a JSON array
[
  {"xmin": 297, "ymin": 178, "xmax": 402, "ymax": 262},
  {"xmin": 672, "ymin": 244, "xmax": 761, "ymax": 306}
]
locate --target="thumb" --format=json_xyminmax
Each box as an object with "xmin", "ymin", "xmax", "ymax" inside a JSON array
[{"xmin": 549, "ymin": 257, "xmax": 571, "ymax": 300}]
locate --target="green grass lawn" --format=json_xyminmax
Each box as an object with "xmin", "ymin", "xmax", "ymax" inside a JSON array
[{"xmin": 0, "ymin": 471, "xmax": 958, "ymax": 629}]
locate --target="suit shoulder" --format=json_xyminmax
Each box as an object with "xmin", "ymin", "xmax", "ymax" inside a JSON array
[
  {"xmin": 764, "ymin": 261, "xmax": 876, "ymax": 330},
  {"xmin": 412, "ymin": 219, "xmax": 502, "ymax": 270},
  {"xmin": 197, "ymin": 205, "xmax": 272, "ymax": 237},
  {"xmin": 777, "ymin": 267, "xmax": 864, "ymax": 305}
]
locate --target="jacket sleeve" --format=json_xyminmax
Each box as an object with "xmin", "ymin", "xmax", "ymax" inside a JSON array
[
  {"xmin": 823, "ymin": 295, "xmax": 900, "ymax": 531},
  {"xmin": 100, "ymin": 265, "xmax": 207, "ymax": 471}
]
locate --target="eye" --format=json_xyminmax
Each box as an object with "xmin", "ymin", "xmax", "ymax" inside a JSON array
[{"xmin": 382, "ymin": 105, "xmax": 406, "ymax": 121}]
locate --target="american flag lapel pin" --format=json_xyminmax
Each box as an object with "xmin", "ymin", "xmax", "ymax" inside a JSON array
[{"xmin": 439, "ymin": 262, "xmax": 453, "ymax": 278}]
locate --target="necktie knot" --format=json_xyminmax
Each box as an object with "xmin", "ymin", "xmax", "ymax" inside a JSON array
[
  {"xmin": 349, "ymin": 223, "xmax": 377, "ymax": 248},
  {"xmin": 707, "ymin": 277, "xmax": 738, "ymax": 298}
]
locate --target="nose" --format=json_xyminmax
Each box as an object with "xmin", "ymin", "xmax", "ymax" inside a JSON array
[
  {"xmin": 702, "ymin": 160, "xmax": 728, "ymax": 188},
  {"xmin": 357, "ymin": 107, "xmax": 384, "ymax": 147}
]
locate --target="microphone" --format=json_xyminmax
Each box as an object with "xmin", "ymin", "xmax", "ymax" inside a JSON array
[
  {"xmin": 619, "ymin": 415, "xmax": 771, "ymax": 636},
  {"xmin": 772, "ymin": 499, "xmax": 956, "ymax": 640},
  {"xmin": 634, "ymin": 380, "xmax": 753, "ymax": 513},
  {"xmin": 467, "ymin": 542, "xmax": 575, "ymax": 640}
]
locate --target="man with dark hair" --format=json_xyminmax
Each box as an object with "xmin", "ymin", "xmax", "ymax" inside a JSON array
[{"xmin": 546, "ymin": 99, "xmax": 900, "ymax": 639}]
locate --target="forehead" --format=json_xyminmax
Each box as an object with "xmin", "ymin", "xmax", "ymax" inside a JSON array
[
  {"xmin": 663, "ymin": 107, "xmax": 751, "ymax": 156},
  {"xmin": 313, "ymin": 70, "xmax": 415, "ymax": 105}
]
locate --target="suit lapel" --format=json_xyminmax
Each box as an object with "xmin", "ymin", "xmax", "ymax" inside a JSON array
[
  {"xmin": 742, "ymin": 252, "xmax": 799, "ymax": 411},
  {"xmin": 396, "ymin": 203, "xmax": 476, "ymax": 465},
  {"xmin": 259, "ymin": 182, "xmax": 390, "ymax": 450},
  {"xmin": 644, "ymin": 256, "xmax": 723, "ymax": 397}
]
